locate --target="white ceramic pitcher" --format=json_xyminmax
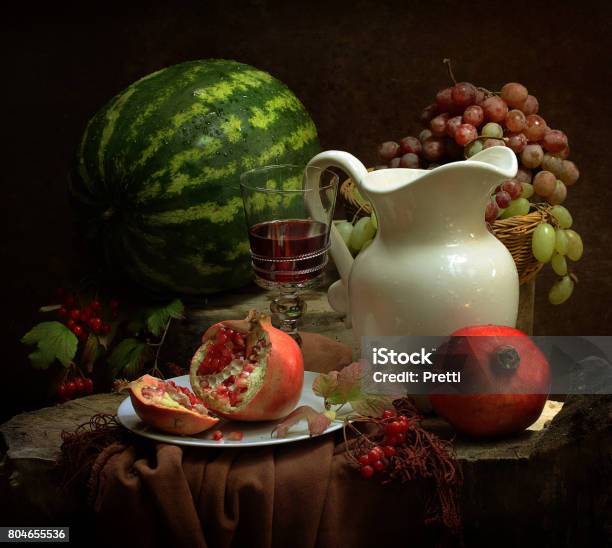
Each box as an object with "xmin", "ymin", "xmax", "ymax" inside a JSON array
[{"xmin": 304, "ymin": 146, "xmax": 520, "ymax": 341}]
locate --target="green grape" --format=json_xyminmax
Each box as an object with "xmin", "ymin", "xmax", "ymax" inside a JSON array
[
  {"xmin": 370, "ymin": 211, "xmax": 378, "ymax": 230},
  {"xmin": 532, "ymin": 222, "xmax": 555, "ymax": 263},
  {"xmin": 554, "ymin": 228, "xmax": 568, "ymax": 255},
  {"xmin": 565, "ymin": 229, "xmax": 583, "ymax": 261},
  {"xmin": 499, "ymin": 198, "xmax": 530, "ymax": 219},
  {"xmin": 465, "ymin": 140, "xmax": 483, "ymax": 157},
  {"xmin": 550, "ymin": 205, "xmax": 573, "ymax": 229},
  {"xmin": 548, "ymin": 275, "xmax": 574, "ymax": 305},
  {"xmin": 481, "ymin": 123, "xmax": 503, "ymax": 138},
  {"xmin": 349, "ymin": 216, "xmax": 376, "ymax": 253},
  {"xmin": 520, "ymin": 182, "xmax": 534, "ymax": 199},
  {"xmin": 551, "ymin": 253, "xmax": 568, "ymax": 276},
  {"xmin": 335, "ymin": 221, "xmax": 353, "ymax": 246}
]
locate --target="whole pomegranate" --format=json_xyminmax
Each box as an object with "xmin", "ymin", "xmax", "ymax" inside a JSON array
[
  {"xmin": 189, "ymin": 310, "xmax": 304, "ymax": 421},
  {"xmin": 125, "ymin": 375, "xmax": 219, "ymax": 435},
  {"xmin": 430, "ymin": 325, "xmax": 550, "ymax": 438}
]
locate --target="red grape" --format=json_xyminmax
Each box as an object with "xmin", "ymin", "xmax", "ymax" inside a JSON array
[
  {"xmin": 506, "ymin": 132, "xmax": 528, "ymax": 153},
  {"xmin": 523, "ymin": 115, "xmax": 547, "ymax": 141},
  {"xmin": 378, "ymin": 141, "xmax": 400, "ymax": 161},
  {"xmin": 560, "ymin": 160, "xmax": 580, "ymax": 186},
  {"xmin": 435, "ymin": 88, "xmax": 454, "ymax": 111},
  {"xmin": 451, "ymin": 82, "xmax": 477, "ymax": 107},
  {"xmin": 446, "ymin": 116, "xmax": 463, "ymax": 138},
  {"xmin": 502, "ymin": 179, "xmax": 522, "ymax": 199},
  {"xmin": 495, "ymin": 191, "xmax": 512, "ymax": 209},
  {"xmin": 519, "ymin": 94, "xmax": 539, "ymax": 115},
  {"xmin": 483, "ymin": 138, "xmax": 505, "ymax": 149},
  {"xmin": 483, "ymin": 96, "xmax": 508, "ymax": 122},
  {"xmin": 542, "ymin": 129, "xmax": 568, "ymax": 153},
  {"xmin": 515, "ymin": 167, "xmax": 533, "ymax": 184},
  {"xmin": 554, "ymin": 146, "xmax": 570, "ymax": 160},
  {"xmin": 455, "ymin": 124, "xmax": 478, "ymax": 145},
  {"xmin": 501, "ymin": 82, "xmax": 528, "ymax": 108},
  {"xmin": 399, "ymin": 136, "xmax": 422, "ymax": 155},
  {"xmin": 399, "ymin": 153, "xmax": 420, "ymax": 168},
  {"xmin": 419, "ymin": 129, "xmax": 433, "ymax": 142},
  {"xmin": 420, "ymin": 103, "xmax": 439, "ymax": 126},
  {"xmin": 422, "ymin": 137, "xmax": 445, "ymax": 162},
  {"xmin": 542, "ymin": 153, "xmax": 564, "ymax": 177},
  {"xmin": 533, "ymin": 170, "xmax": 556, "ymax": 197},
  {"xmin": 521, "ymin": 143, "xmax": 544, "ymax": 168},
  {"xmin": 505, "ymin": 109, "xmax": 527, "ymax": 132},
  {"xmin": 485, "ymin": 199, "xmax": 499, "ymax": 222},
  {"xmin": 475, "ymin": 89, "xmax": 486, "ymax": 106},
  {"xmin": 463, "ymin": 105, "xmax": 484, "ymax": 126},
  {"xmin": 548, "ymin": 181, "xmax": 567, "ymax": 205},
  {"xmin": 430, "ymin": 113, "xmax": 451, "ymax": 137}
]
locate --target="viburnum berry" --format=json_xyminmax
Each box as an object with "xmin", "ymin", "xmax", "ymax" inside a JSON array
[
  {"xmin": 69, "ymin": 309, "xmax": 80, "ymax": 321},
  {"xmin": 368, "ymin": 446, "xmax": 384, "ymax": 461},
  {"xmin": 100, "ymin": 323, "xmax": 111, "ymax": 335},
  {"xmin": 58, "ymin": 307, "xmax": 68, "ymax": 318},
  {"xmin": 396, "ymin": 433, "xmax": 406, "ymax": 445},
  {"xmin": 67, "ymin": 319, "xmax": 76, "ymax": 330},
  {"xmin": 360, "ymin": 465, "xmax": 374, "ymax": 479},
  {"xmin": 358, "ymin": 454, "xmax": 370, "ymax": 466},
  {"xmin": 384, "ymin": 421, "xmax": 405, "ymax": 435},
  {"xmin": 90, "ymin": 299, "xmax": 102, "ymax": 311},
  {"xmin": 383, "ymin": 435, "xmax": 399, "ymax": 446},
  {"xmin": 74, "ymin": 377, "xmax": 85, "ymax": 394},
  {"xmin": 382, "ymin": 410, "xmax": 395, "ymax": 419},
  {"xmin": 83, "ymin": 378, "xmax": 94, "ymax": 394},
  {"xmin": 57, "ymin": 383, "xmax": 68, "ymax": 400},
  {"xmin": 64, "ymin": 295, "xmax": 76, "ymax": 307},
  {"xmin": 372, "ymin": 460, "xmax": 386, "ymax": 471},
  {"xmin": 382, "ymin": 445, "xmax": 397, "ymax": 457},
  {"xmin": 80, "ymin": 308, "xmax": 91, "ymax": 321},
  {"xmin": 65, "ymin": 381, "xmax": 77, "ymax": 397},
  {"xmin": 72, "ymin": 325, "xmax": 84, "ymax": 338},
  {"xmin": 89, "ymin": 317, "xmax": 102, "ymax": 333}
]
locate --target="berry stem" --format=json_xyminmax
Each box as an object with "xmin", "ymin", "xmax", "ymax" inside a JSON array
[{"xmin": 442, "ymin": 58, "xmax": 457, "ymax": 85}]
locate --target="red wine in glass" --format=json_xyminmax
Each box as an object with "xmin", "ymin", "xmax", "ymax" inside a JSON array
[{"xmin": 248, "ymin": 219, "xmax": 329, "ymax": 284}]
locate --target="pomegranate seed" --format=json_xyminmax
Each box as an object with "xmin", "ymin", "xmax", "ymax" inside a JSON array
[
  {"xmin": 228, "ymin": 431, "xmax": 244, "ymax": 441},
  {"xmin": 360, "ymin": 465, "xmax": 374, "ymax": 479},
  {"xmin": 216, "ymin": 385, "xmax": 228, "ymax": 395},
  {"xmin": 216, "ymin": 330, "xmax": 229, "ymax": 344},
  {"xmin": 244, "ymin": 364, "xmax": 255, "ymax": 373},
  {"xmin": 212, "ymin": 430, "xmax": 224, "ymax": 441}
]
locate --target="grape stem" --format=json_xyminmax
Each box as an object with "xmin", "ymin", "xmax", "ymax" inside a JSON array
[{"xmin": 443, "ymin": 58, "xmax": 457, "ymax": 85}]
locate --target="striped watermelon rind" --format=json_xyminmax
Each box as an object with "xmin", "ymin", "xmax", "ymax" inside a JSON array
[{"xmin": 69, "ymin": 59, "xmax": 321, "ymax": 296}]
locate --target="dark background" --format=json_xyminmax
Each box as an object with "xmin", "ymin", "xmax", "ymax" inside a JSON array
[{"xmin": 1, "ymin": 0, "xmax": 611, "ymax": 418}]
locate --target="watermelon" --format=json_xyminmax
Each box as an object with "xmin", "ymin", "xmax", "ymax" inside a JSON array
[{"xmin": 69, "ymin": 59, "xmax": 320, "ymax": 296}]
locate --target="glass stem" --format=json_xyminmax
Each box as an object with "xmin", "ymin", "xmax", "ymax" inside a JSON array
[{"xmin": 270, "ymin": 286, "xmax": 306, "ymax": 346}]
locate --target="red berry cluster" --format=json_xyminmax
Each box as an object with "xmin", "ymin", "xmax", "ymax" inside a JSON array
[
  {"xmin": 58, "ymin": 376, "xmax": 93, "ymax": 402},
  {"xmin": 358, "ymin": 410, "xmax": 411, "ymax": 479},
  {"xmin": 55, "ymin": 289, "xmax": 117, "ymax": 340}
]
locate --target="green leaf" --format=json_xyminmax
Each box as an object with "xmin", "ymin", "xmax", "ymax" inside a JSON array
[
  {"xmin": 21, "ymin": 321, "xmax": 78, "ymax": 370},
  {"xmin": 108, "ymin": 338, "xmax": 152, "ymax": 379},
  {"xmin": 81, "ymin": 333, "xmax": 100, "ymax": 373},
  {"xmin": 145, "ymin": 298, "xmax": 184, "ymax": 336},
  {"xmin": 39, "ymin": 304, "xmax": 61, "ymax": 313}
]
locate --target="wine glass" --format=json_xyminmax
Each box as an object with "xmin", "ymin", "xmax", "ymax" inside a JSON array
[{"xmin": 240, "ymin": 164, "xmax": 339, "ymax": 344}]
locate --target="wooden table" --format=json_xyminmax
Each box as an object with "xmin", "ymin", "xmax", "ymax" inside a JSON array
[{"xmin": 2, "ymin": 280, "xmax": 610, "ymax": 546}]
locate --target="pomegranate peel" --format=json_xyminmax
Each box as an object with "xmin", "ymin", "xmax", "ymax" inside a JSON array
[
  {"xmin": 125, "ymin": 374, "xmax": 219, "ymax": 435},
  {"xmin": 189, "ymin": 310, "xmax": 304, "ymax": 421}
]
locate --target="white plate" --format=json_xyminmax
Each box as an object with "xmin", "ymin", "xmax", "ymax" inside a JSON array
[{"xmin": 116, "ymin": 371, "xmax": 343, "ymax": 447}]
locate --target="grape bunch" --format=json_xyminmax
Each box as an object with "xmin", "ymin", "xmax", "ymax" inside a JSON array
[
  {"xmin": 335, "ymin": 213, "xmax": 377, "ymax": 256},
  {"xmin": 371, "ymin": 76, "xmax": 582, "ymax": 304}
]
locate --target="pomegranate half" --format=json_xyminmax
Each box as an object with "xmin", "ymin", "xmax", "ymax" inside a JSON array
[
  {"xmin": 189, "ymin": 310, "xmax": 304, "ymax": 421},
  {"xmin": 126, "ymin": 374, "xmax": 219, "ymax": 435}
]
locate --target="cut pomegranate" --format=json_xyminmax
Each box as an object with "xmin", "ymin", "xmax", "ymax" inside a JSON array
[
  {"xmin": 124, "ymin": 375, "xmax": 219, "ymax": 435},
  {"xmin": 189, "ymin": 310, "xmax": 304, "ymax": 421}
]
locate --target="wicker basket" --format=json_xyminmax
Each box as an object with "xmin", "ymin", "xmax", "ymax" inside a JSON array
[{"xmin": 340, "ymin": 176, "xmax": 553, "ymax": 285}]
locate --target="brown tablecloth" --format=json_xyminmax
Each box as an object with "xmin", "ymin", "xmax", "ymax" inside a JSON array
[{"xmin": 83, "ymin": 333, "xmax": 447, "ymax": 548}]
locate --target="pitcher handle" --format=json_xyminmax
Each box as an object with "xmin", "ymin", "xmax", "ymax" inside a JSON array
[{"xmin": 304, "ymin": 151, "xmax": 369, "ymax": 285}]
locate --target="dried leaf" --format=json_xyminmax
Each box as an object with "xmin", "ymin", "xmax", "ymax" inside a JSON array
[
  {"xmin": 39, "ymin": 304, "xmax": 61, "ymax": 313},
  {"xmin": 350, "ymin": 394, "xmax": 396, "ymax": 417},
  {"xmin": 327, "ymin": 361, "xmax": 364, "ymax": 405},
  {"xmin": 312, "ymin": 370, "xmax": 339, "ymax": 399},
  {"xmin": 272, "ymin": 405, "xmax": 332, "ymax": 438}
]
